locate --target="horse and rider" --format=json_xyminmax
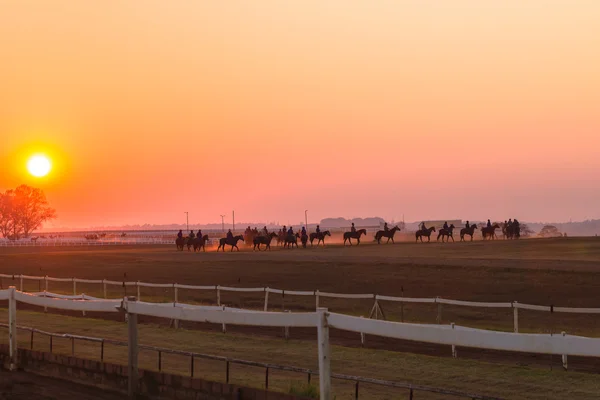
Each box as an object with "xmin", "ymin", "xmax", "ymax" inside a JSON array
[
  {"xmin": 437, "ymin": 221, "xmax": 455, "ymax": 242},
  {"xmin": 502, "ymin": 219, "xmax": 521, "ymax": 239},
  {"xmin": 375, "ymin": 222, "xmax": 401, "ymax": 244},
  {"xmin": 416, "ymin": 222, "xmax": 436, "ymax": 242}
]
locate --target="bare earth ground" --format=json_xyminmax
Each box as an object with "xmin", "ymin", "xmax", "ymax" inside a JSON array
[
  {"xmin": 0, "ymin": 369, "xmax": 127, "ymax": 400},
  {"xmin": 1, "ymin": 237, "xmax": 600, "ymax": 398}
]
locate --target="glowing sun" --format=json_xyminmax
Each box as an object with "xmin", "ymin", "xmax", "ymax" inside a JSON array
[{"xmin": 27, "ymin": 155, "xmax": 52, "ymax": 177}]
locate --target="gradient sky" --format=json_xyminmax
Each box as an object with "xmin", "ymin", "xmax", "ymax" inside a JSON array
[{"xmin": 1, "ymin": 1, "xmax": 599, "ymax": 229}]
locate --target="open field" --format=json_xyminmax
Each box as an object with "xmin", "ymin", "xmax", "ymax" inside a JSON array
[
  {"xmin": 1, "ymin": 237, "xmax": 600, "ymax": 398},
  {"xmin": 3, "ymin": 310, "xmax": 600, "ymax": 400}
]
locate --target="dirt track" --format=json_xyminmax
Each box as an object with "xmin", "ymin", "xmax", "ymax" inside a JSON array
[{"xmin": 1, "ymin": 237, "xmax": 600, "ymax": 372}]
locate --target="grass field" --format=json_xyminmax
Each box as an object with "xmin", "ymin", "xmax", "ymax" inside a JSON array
[
  {"xmin": 2, "ymin": 310, "xmax": 600, "ymax": 400},
  {"xmin": 1, "ymin": 237, "xmax": 600, "ymax": 398}
]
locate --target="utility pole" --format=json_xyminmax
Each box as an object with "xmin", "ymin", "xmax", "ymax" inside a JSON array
[
  {"xmin": 220, "ymin": 215, "xmax": 225, "ymax": 233},
  {"xmin": 305, "ymin": 210, "xmax": 308, "ymax": 230},
  {"xmin": 184, "ymin": 212, "xmax": 189, "ymax": 232},
  {"xmin": 232, "ymin": 210, "xmax": 235, "ymax": 233}
]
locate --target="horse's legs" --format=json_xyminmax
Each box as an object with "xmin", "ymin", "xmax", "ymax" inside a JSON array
[{"xmin": 450, "ymin": 235, "xmax": 454, "ymax": 242}]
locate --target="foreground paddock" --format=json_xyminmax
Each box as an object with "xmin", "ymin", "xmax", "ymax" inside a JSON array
[
  {"xmin": 2, "ymin": 310, "xmax": 600, "ymax": 400},
  {"xmin": 2, "ymin": 237, "xmax": 600, "ymax": 378}
]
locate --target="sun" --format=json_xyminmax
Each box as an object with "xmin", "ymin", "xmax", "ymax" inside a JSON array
[{"xmin": 27, "ymin": 155, "xmax": 52, "ymax": 177}]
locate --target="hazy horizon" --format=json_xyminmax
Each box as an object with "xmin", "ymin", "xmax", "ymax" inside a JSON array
[{"xmin": 2, "ymin": 1, "xmax": 599, "ymax": 229}]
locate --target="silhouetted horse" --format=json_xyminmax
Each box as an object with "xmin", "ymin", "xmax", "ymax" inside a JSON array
[
  {"xmin": 253, "ymin": 232, "xmax": 278, "ymax": 251},
  {"xmin": 310, "ymin": 231, "xmax": 331, "ymax": 246},
  {"xmin": 300, "ymin": 233, "xmax": 308, "ymax": 248},
  {"xmin": 343, "ymin": 229, "xmax": 367, "ymax": 246},
  {"xmin": 437, "ymin": 225, "xmax": 455, "ymax": 242},
  {"xmin": 284, "ymin": 232, "xmax": 300, "ymax": 249},
  {"xmin": 482, "ymin": 223, "xmax": 501, "ymax": 240},
  {"xmin": 460, "ymin": 224, "xmax": 477, "ymax": 241},
  {"xmin": 218, "ymin": 235, "xmax": 244, "ymax": 252},
  {"xmin": 175, "ymin": 237, "xmax": 187, "ymax": 251},
  {"xmin": 374, "ymin": 226, "xmax": 401, "ymax": 244},
  {"xmin": 415, "ymin": 227, "xmax": 436, "ymax": 242},
  {"xmin": 192, "ymin": 235, "xmax": 209, "ymax": 252},
  {"xmin": 503, "ymin": 223, "xmax": 521, "ymax": 240}
]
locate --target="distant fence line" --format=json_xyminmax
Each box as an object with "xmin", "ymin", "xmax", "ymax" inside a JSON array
[
  {"xmin": 2, "ymin": 273, "xmax": 600, "ymax": 336},
  {"xmin": 5, "ymin": 288, "xmax": 599, "ymax": 398}
]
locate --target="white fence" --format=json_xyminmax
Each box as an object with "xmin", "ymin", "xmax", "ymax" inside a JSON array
[
  {"xmin": 3, "ymin": 273, "xmax": 600, "ymax": 334},
  {"xmin": 1, "ymin": 287, "xmax": 598, "ymax": 399}
]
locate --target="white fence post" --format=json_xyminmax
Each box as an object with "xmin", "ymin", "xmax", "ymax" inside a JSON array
[
  {"xmin": 513, "ymin": 302, "xmax": 519, "ymax": 333},
  {"xmin": 436, "ymin": 297, "xmax": 443, "ymax": 324},
  {"xmin": 315, "ymin": 290, "xmax": 320, "ymax": 310},
  {"xmin": 562, "ymin": 332, "xmax": 568, "ymax": 370},
  {"xmin": 103, "ymin": 279, "xmax": 107, "ymax": 299},
  {"xmin": 284, "ymin": 310, "xmax": 291, "ymax": 340},
  {"xmin": 136, "ymin": 281, "xmax": 141, "ymax": 301},
  {"xmin": 317, "ymin": 307, "xmax": 331, "ymax": 400},
  {"xmin": 264, "ymin": 288, "xmax": 269, "ymax": 311},
  {"xmin": 19, "ymin": 275, "xmax": 23, "ymax": 291},
  {"xmin": 360, "ymin": 316, "xmax": 365, "ymax": 347},
  {"xmin": 216, "ymin": 285, "xmax": 221, "ymax": 306},
  {"xmin": 173, "ymin": 284, "xmax": 179, "ymax": 329},
  {"xmin": 9, "ymin": 286, "xmax": 17, "ymax": 370},
  {"xmin": 44, "ymin": 276, "xmax": 48, "ymax": 313},
  {"xmin": 126, "ymin": 296, "xmax": 139, "ymax": 398},
  {"xmin": 451, "ymin": 323, "xmax": 457, "ymax": 358},
  {"xmin": 73, "ymin": 278, "xmax": 76, "ymax": 296}
]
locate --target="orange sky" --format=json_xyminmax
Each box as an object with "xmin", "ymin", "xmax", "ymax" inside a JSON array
[{"xmin": 1, "ymin": 1, "xmax": 599, "ymax": 228}]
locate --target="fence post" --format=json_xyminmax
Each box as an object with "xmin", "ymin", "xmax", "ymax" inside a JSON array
[
  {"xmin": 561, "ymin": 332, "xmax": 568, "ymax": 371},
  {"xmin": 136, "ymin": 281, "xmax": 141, "ymax": 301},
  {"xmin": 436, "ymin": 297, "xmax": 442, "ymax": 324},
  {"xmin": 73, "ymin": 278, "xmax": 77, "ymax": 296},
  {"xmin": 360, "ymin": 316, "xmax": 365, "ymax": 347},
  {"xmin": 513, "ymin": 302, "xmax": 519, "ymax": 333},
  {"xmin": 126, "ymin": 296, "xmax": 139, "ymax": 398},
  {"xmin": 264, "ymin": 288, "xmax": 269, "ymax": 311},
  {"xmin": 103, "ymin": 279, "xmax": 107, "ymax": 299},
  {"xmin": 9, "ymin": 286, "xmax": 18, "ymax": 370},
  {"xmin": 81, "ymin": 294, "xmax": 86, "ymax": 316},
  {"xmin": 216, "ymin": 285, "xmax": 221, "ymax": 306},
  {"xmin": 317, "ymin": 307, "xmax": 331, "ymax": 400},
  {"xmin": 19, "ymin": 275, "xmax": 23, "ymax": 291},
  {"xmin": 451, "ymin": 323, "xmax": 457, "ymax": 358},
  {"xmin": 173, "ymin": 284, "xmax": 179, "ymax": 329},
  {"xmin": 44, "ymin": 276, "xmax": 48, "ymax": 313},
  {"xmin": 284, "ymin": 310, "xmax": 291, "ymax": 340},
  {"xmin": 315, "ymin": 290, "xmax": 320, "ymax": 310}
]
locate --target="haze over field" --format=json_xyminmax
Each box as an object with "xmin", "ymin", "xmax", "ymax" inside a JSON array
[{"xmin": 1, "ymin": 1, "xmax": 599, "ymax": 229}]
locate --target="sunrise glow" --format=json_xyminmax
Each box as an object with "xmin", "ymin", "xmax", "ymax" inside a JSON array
[{"xmin": 27, "ymin": 155, "xmax": 52, "ymax": 178}]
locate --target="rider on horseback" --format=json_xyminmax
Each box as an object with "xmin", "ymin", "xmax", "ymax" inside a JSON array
[
  {"xmin": 197, "ymin": 229, "xmax": 202, "ymax": 238},
  {"xmin": 443, "ymin": 221, "xmax": 449, "ymax": 231},
  {"xmin": 288, "ymin": 226, "xmax": 294, "ymax": 235},
  {"xmin": 487, "ymin": 219, "xmax": 492, "ymax": 228},
  {"xmin": 262, "ymin": 226, "xmax": 268, "ymax": 236},
  {"xmin": 351, "ymin": 223, "xmax": 356, "ymax": 233},
  {"xmin": 316, "ymin": 225, "xmax": 321, "ymax": 234},
  {"xmin": 227, "ymin": 229, "xmax": 233, "ymax": 240},
  {"xmin": 420, "ymin": 222, "xmax": 427, "ymax": 231},
  {"xmin": 301, "ymin": 226, "xmax": 307, "ymax": 236},
  {"xmin": 189, "ymin": 230, "xmax": 195, "ymax": 239},
  {"xmin": 465, "ymin": 221, "xmax": 470, "ymax": 230},
  {"xmin": 384, "ymin": 222, "xmax": 389, "ymax": 232},
  {"xmin": 177, "ymin": 230, "xmax": 183, "ymax": 239}
]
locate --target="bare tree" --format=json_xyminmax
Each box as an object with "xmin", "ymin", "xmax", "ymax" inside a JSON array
[
  {"xmin": 0, "ymin": 192, "xmax": 16, "ymax": 238},
  {"xmin": 10, "ymin": 185, "xmax": 57, "ymax": 238}
]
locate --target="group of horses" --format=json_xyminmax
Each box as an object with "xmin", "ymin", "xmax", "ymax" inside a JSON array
[
  {"xmin": 415, "ymin": 222, "xmax": 519, "ymax": 242},
  {"xmin": 176, "ymin": 221, "xmax": 520, "ymax": 252}
]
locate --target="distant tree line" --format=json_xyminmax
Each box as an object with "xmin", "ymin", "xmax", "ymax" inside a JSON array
[{"xmin": 0, "ymin": 185, "xmax": 57, "ymax": 239}]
